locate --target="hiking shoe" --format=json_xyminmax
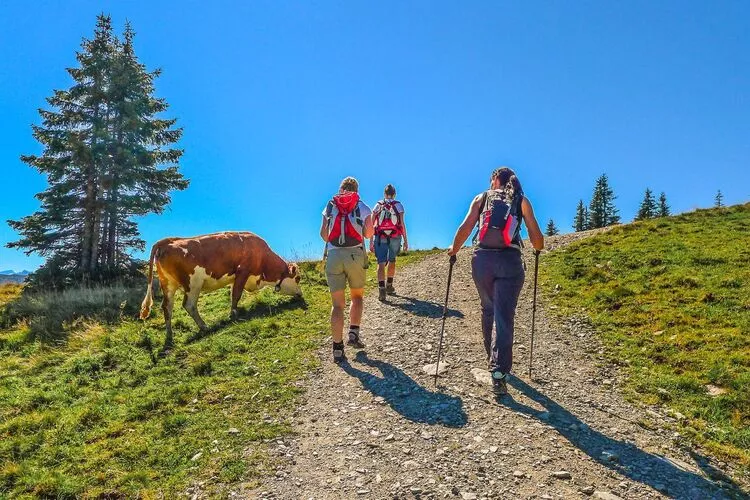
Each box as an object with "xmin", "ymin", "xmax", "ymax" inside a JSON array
[
  {"xmin": 347, "ymin": 330, "xmax": 365, "ymax": 349},
  {"xmin": 492, "ymin": 371, "xmax": 508, "ymax": 396},
  {"xmin": 386, "ymin": 283, "xmax": 396, "ymax": 295},
  {"xmin": 378, "ymin": 287, "xmax": 387, "ymax": 302},
  {"xmin": 333, "ymin": 343, "xmax": 346, "ymax": 363}
]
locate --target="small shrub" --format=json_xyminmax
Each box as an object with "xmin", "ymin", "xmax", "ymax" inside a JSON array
[{"xmin": 192, "ymin": 360, "xmax": 213, "ymax": 376}]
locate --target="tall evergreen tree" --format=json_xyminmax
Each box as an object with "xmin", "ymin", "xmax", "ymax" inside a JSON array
[
  {"xmin": 636, "ymin": 188, "xmax": 657, "ymax": 220},
  {"xmin": 588, "ymin": 174, "xmax": 620, "ymax": 228},
  {"xmin": 101, "ymin": 22, "xmax": 187, "ymax": 271},
  {"xmin": 7, "ymin": 15, "xmax": 188, "ymax": 285},
  {"xmin": 545, "ymin": 219, "xmax": 560, "ymax": 236},
  {"xmin": 715, "ymin": 190, "xmax": 724, "ymax": 208},
  {"xmin": 573, "ymin": 199, "xmax": 587, "ymax": 232},
  {"xmin": 657, "ymin": 191, "xmax": 670, "ymax": 217}
]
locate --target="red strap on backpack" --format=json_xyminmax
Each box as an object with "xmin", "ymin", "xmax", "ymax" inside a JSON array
[
  {"xmin": 328, "ymin": 192, "xmax": 363, "ymax": 245},
  {"xmin": 374, "ymin": 200, "xmax": 402, "ymax": 237}
]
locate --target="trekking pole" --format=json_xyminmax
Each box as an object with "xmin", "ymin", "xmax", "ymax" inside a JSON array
[
  {"xmin": 529, "ymin": 249, "xmax": 540, "ymax": 379},
  {"xmin": 435, "ymin": 254, "xmax": 457, "ymax": 387}
]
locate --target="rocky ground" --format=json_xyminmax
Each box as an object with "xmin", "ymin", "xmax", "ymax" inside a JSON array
[{"xmin": 244, "ymin": 232, "xmax": 748, "ymax": 500}]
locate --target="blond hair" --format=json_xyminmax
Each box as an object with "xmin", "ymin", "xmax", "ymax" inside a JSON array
[{"xmin": 339, "ymin": 176, "xmax": 359, "ymax": 193}]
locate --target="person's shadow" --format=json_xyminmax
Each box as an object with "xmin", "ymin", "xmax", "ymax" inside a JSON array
[
  {"xmin": 384, "ymin": 295, "xmax": 464, "ymax": 319},
  {"xmin": 341, "ymin": 351, "xmax": 467, "ymax": 428},
  {"xmin": 501, "ymin": 376, "xmax": 745, "ymax": 499}
]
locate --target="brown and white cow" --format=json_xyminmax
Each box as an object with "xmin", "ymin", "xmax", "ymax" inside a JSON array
[{"xmin": 139, "ymin": 232, "xmax": 302, "ymax": 346}]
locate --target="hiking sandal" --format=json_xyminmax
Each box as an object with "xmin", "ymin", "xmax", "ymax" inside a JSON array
[
  {"xmin": 347, "ymin": 330, "xmax": 365, "ymax": 349},
  {"xmin": 333, "ymin": 342, "xmax": 346, "ymax": 363}
]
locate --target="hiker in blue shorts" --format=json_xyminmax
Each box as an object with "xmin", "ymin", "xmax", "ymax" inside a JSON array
[
  {"xmin": 370, "ymin": 184, "xmax": 408, "ymax": 302},
  {"xmin": 448, "ymin": 167, "xmax": 544, "ymax": 395}
]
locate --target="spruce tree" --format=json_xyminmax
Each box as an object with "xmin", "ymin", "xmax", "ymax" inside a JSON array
[
  {"xmin": 573, "ymin": 199, "xmax": 587, "ymax": 232},
  {"xmin": 636, "ymin": 188, "xmax": 657, "ymax": 220},
  {"xmin": 715, "ymin": 190, "xmax": 724, "ymax": 208},
  {"xmin": 101, "ymin": 22, "xmax": 187, "ymax": 272},
  {"xmin": 657, "ymin": 192, "xmax": 670, "ymax": 217},
  {"xmin": 545, "ymin": 219, "xmax": 560, "ymax": 236},
  {"xmin": 7, "ymin": 15, "xmax": 188, "ymax": 285},
  {"xmin": 588, "ymin": 174, "xmax": 620, "ymax": 228}
]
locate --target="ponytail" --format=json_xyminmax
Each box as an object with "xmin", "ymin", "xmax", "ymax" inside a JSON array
[{"xmin": 491, "ymin": 167, "xmax": 523, "ymax": 200}]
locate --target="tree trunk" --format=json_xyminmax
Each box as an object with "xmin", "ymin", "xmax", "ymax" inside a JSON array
[
  {"xmin": 107, "ymin": 180, "xmax": 118, "ymax": 267},
  {"xmin": 89, "ymin": 182, "xmax": 101, "ymax": 275}
]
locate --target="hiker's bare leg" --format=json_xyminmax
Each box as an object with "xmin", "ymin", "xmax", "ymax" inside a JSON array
[
  {"xmin": 350, "ymin": 288, "xmax": 364, "ymax": 326},
  {"xmin": 377, "ymin": 263, "xmax": 387, "ymax": 282},
  {"xmin": 387, "ymin": 261, "xmax": 397, "ymax": 278},
  {"xmin": 330, "ymin": 290, "xmax": 346, "ymax": 343}
]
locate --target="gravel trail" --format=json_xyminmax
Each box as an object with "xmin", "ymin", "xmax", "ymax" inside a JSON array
[{"xmin": 248, "ymin": 232, "xmax": 747, "ymax": 500}]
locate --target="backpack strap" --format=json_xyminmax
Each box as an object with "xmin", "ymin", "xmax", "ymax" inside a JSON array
[{"xmin": 471, "ymin": 191, "xmax": 489, "ymax": 245}]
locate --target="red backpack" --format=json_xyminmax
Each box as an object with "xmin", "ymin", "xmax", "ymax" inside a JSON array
[
  {"xmin": 327, "ymin": 192, "xmax": 364, "ymax": 247},
  {"xmin": 374, "ymin": 200, "xmax": 402, "ymax": 238}
]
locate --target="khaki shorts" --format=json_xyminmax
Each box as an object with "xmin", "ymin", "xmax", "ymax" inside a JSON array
[{"xmin": 326, "ymin": 246, "xmax": 367, "ymax": 292}]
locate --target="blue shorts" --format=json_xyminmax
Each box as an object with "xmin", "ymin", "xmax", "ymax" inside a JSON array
[{"xmin": 374, "ymin": 235, "xmax": 402, "ymax": 264}]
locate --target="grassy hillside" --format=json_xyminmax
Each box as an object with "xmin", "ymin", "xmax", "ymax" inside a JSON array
[
  {"xmin": 0, "ymin": 250, "xmax": 439, "ymax": 499},
  {"xmin": 542, "ymin": 204, "xmax": 750, "ymax": 471}
]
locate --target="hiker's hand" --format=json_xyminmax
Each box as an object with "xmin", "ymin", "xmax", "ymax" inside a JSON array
[
  {"xmin": 369, "ymin": 240, "xmax": 375, "ymax": 252},
  {"xmin": 403, "ymin": 240, "xmax": 409, "ymax": 252},
  {"xmin": 447, "ymin": 245, "xmax": 458, "ymax": 256}
]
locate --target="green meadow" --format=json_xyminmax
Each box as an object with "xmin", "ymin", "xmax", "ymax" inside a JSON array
[
  {"xmin": 0, "ymin": 250, "xmax": 438, "ymax": 498},
  {"xmin": 542, "ymin": 204, "xmax": 750, "ymax": 472}
]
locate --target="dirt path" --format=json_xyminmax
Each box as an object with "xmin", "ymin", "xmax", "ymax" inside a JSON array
[{"xmin": 247, "ymin": 234, "xmax": 747, "ymax": 500}]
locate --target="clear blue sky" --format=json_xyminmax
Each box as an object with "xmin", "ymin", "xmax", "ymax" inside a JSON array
[{"xmin": 1, "ymin": 1, "xmax": 748, "ymax": 271}]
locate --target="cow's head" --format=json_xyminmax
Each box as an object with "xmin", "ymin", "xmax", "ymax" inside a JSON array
[{"xmin": 275, "ymin": 263, "xmax": 302, "ymax": 296}]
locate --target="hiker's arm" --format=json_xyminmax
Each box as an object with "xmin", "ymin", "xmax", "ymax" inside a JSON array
[
  {"xmin": 522, "ymin": 198, "xmax": 545, "ymax": 251},
  {"xmin": 400, "ymin": 214, "xmax": 408, "ymax": 251},
  {"xmin": 363, "ymin": 213, "xmax": 374, "ymax": 240},
  {"xmin": 320, "ymin": 215, "xmax": 329, "ymax": 242},
  {"xmin": 448, "ymin": 194, "xmax": 483, "ymax": 256}
]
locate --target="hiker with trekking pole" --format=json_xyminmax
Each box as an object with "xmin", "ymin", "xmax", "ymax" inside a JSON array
[{"xmin": 447, "ymin": 167, "xmax": 544, "ymax": 395}]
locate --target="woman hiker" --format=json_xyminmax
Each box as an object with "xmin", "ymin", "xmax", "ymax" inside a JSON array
[
  {"xmin": 447, "ymin": 167, "xmax": 544, "ymax": 395},
  {"xmin": 320, "ymin": 177, "xmax": 374, "ymax": 363},
  {"xmin": 370, "ymin": 184, "xmax": 408, "ymax": 301}
]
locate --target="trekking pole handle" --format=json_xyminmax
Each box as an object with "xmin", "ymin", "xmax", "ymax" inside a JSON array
[{"xmin": 449, "ymin": 254, "xmax": 457, "ymax": 264}]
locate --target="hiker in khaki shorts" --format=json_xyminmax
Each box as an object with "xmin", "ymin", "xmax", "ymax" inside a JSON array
[{"xmin": 320, "ymin": 177, "xmax": 374, "ymax": 363}]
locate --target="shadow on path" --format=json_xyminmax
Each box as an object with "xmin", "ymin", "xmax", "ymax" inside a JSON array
[
  {"xmin": 384, "ymin": 295, "xmax": 464, "ymax": 319},
  {"xmin": 341, "ymin": 351, "xmax": 467, "ymax": 428},
  {"xmin": 501, "ymin": 376, "xmax": 744, "ymax": 499}
]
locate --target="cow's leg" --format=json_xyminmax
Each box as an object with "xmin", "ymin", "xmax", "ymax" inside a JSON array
[
  {"xmin": 160, "ymin": 279, "xmax": 177, "ymax": 349},
  {"xmin": 183, "ymin": 287, "xmax": 208, "ymax": 332},
  {"xmin": 230, "ymin": 273, "xmax": 250, "ymax": 319}
]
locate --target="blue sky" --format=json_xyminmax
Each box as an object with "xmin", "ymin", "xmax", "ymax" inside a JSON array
[{"xmin": 1, "ymin": 1, "xmax": 748, "ymax": 271}]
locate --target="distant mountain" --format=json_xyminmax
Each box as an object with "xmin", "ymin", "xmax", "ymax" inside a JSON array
[{"xmin": 0, "ymin": 270, "xmax": 30, "ymax": 284}]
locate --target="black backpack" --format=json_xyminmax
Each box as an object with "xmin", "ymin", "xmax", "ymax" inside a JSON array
[{"xmin": 474, "ymin": 190, "xmax": 523, "ymax": 249}]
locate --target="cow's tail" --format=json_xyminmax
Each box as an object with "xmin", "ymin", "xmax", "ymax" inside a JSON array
[{"xmin": 140, "ymin": 243, "xmax": 159, "ymax": 320}]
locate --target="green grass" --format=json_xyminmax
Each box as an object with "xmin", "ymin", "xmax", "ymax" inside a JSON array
[
  {"xmin": 0, "ymin": 249, "xmax": 440, "ymax": 498},
  {"xmin": 541, "ymin": 204, "xmax": 750, "ymax": 472}
]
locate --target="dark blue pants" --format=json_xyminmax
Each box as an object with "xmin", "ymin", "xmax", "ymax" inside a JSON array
[{"xmin": 471, "ymin": 249, "xmax": 525, "ymax": 374}]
